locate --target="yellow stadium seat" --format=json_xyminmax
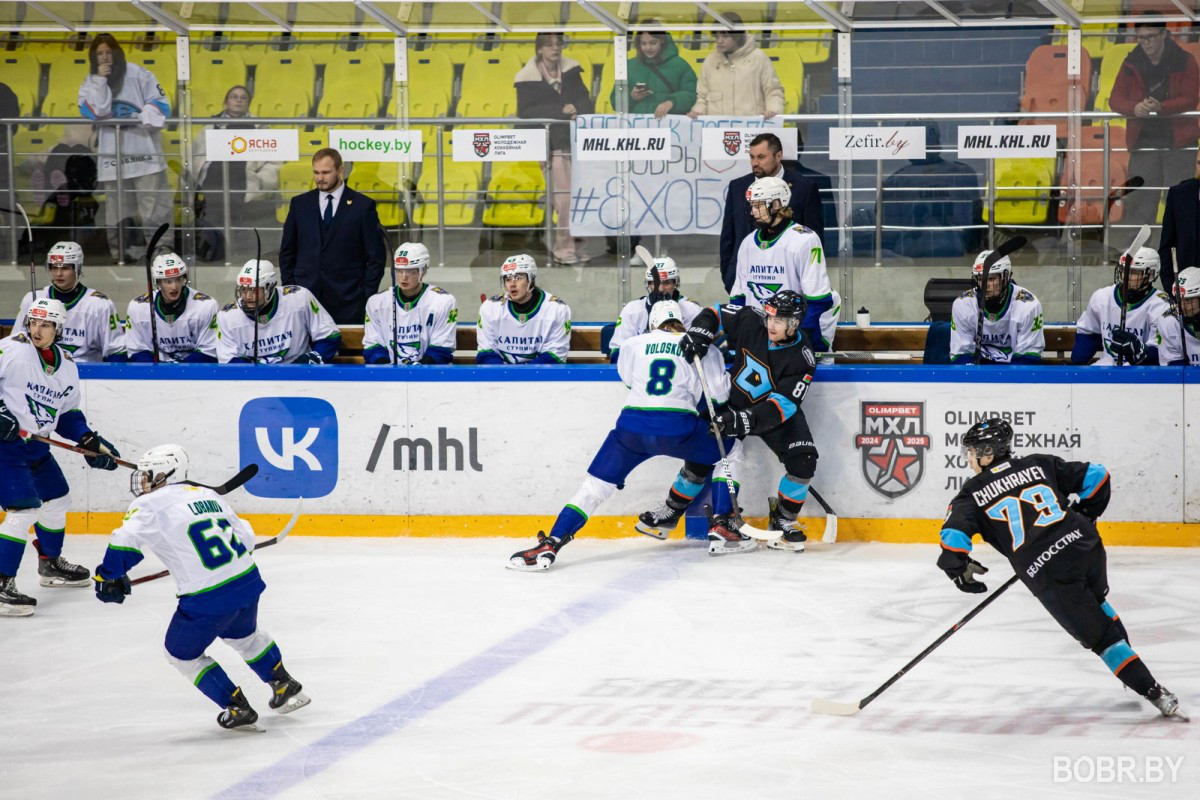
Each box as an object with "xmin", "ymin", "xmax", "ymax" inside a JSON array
[
  {"xmin": 346, "ymin": 161, "xmax": 408, "ymax": 227},
  {"xmin": 983, "ymin": 158, "xmax": 1057, "ymax": 225},
  {"xmin": 483, "ymin": 162, "xmax": 546, "ymax": 228},
  {"xmin": 387, "ymin": 89, "xmax": 451, "ymax": 153},
  {"xmin": 407, "ymin": 50, "xmax": 455, "ymax": 101},
  {"xmin": 206, "ymin": 32, "xmax": 271, "ymax": 66},
  {"xmin": 415, "ymin": 161, "xmax": 479, "ymax": 227},
  {"xmin": 252, "ymin": 51, "xmax": 315, "ymax": 117},
  {"xmin": 1092, "ymin": 42, "xmax": 1136, "ymax": 124},
  {"xmin": 319, "ymin": 50, "xmax": 385, "ymax": 117},
  {"xmin": 761, "ymin": 48, "xmax": 805, "ymax": 113},
  {"xmin": 595, "ymin": 51, "xmax": 637, "ymax": 113},
  {"xmin": 459, "ymin": 50, "xmax": 524, "ymax": 109},
  {"xmin": 790, "ymin": 34, "xmax": 834, "ymax": 64},
  {"xmin": 275, "ymin": 159, "xmax": 317, "ymax": 223},
  {"xmin": 129, "ymin": 45, "xmax": 177, "ymax": 94},
  {"xmin": 191, "ymin": 52, "xmax": 247, "ymax": 117},
  {"xmin": 42, "ymin": 55, "xmax": 91, "ymax": 118},
  {"xmin": 1, "ymin": 52, "xmax": 41, "ymax": 114}
]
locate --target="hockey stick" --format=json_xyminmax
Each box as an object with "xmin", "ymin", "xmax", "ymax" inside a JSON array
[
  {"xmin": 20, "ymin": 431, "xmax": 138, "ymax": 469},
  {"xmin": 635, "ymin": 244, "xmax": 656, "ymax": 274},
  {"xmin": 0, "ymin": 203, "xmax": 37, "ymax": 300},
  {"xmin": 182, "ymin": 463, "xmax": 259, "ymax": 496},
  {"xmin": 1115, "ymin": 224, "xmax": 1151, "ymax": 367},
  {"xmin": 252, "ymin": 228, "xmax": 262, "ymax": 366},
  {"xmin": 378, "ymin": 224, "xmax": 398, "ymax": 366},
  {"xmin": 812, "ymin": 574, "xmax": 1019, "ymax": 716},
  {"xmin": 810, "ymin": 486, "xmax": 839, "ymax": 544},
  {"xmin": 974, "ymin": 236, "xmax": 1026, "ymax": 365},
  {"xmin": 1172, "ymin": 247, "xmax": 1189, "ymax": 367},
  {"xmin": 144, "ymin": 222, "xmax": 169, "ymax": 364},
  {"xmin": 1106, "ymin": 175, "xmax": 1144, "ymax": 212},
  {"xmin": 130, "ymin": 497, "xmax": 303, "ymax": 586},
  {"xmin": 691, "ymin": 361, "xmax": 772, "ymax": 540}
]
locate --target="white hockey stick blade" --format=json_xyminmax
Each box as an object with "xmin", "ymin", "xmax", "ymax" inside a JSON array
[
  {"xmin": 255, "ymin": 497, "xmax": 303, "ymax": 550},
  {"xmin": 635, "ymin": 244, "xmax": 656, "ymax": 268},
  {"xmin": 742, "ymin": 523, "xmax": 783, "ymax": 541},
  {"xmin": 811, "ymin": 698, "xmax": 863, "ymax": 716},
  {"xmin": 1122, "ymin": 224, "xmax": 1151, "ymax": 263},
  {"xmin": 821, "ymin": 512, "xmax": 839, "ymax": 544}
]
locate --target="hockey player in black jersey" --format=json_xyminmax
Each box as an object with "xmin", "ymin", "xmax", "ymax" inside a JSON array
[
  {"xmin": 938, "ymin": 418, "xmax": 1188, "ymax": 721},
  {"xmin": 637, "ymin": 290, "xmax": 819, "ymax": 551}
]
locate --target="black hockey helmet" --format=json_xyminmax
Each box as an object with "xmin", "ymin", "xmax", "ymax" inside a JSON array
[
  {"xmin": 962, "ymin": 418, "xmax": 1013, "ymax": 462},
  {"xmin": 763, "ymin": 289, "xmax": 806, "ymax": 320}
]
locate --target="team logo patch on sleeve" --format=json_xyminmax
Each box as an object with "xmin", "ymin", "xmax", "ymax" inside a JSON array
[{"xmin": 854, "ymin": 402, "xmax": 930, "ymax": 499}]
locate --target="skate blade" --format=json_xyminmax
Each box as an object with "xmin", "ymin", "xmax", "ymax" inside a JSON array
[
  {"xmin": 506, "ymin": 557, "xmax": 552, "ymax": 572},
  {"xmin": 0, "ymin": 604, "xmax": 36, "ymax": 617},
  {"xmin": 634, "ymin": 522, "xmax": 670, "ymax": 540},
  {"xmin": 707, "ymin": 540, "xmax": 758, "ymax": 556},
  {"xmin": 223, "ymin": 722, "xmax": 266, "ymax": 733},
  {"xmin": 273, "ymin": 693, "xmax": 311, "ymax": 715},
  {"xmin": 39, "ymin": 576, "xmax": 91, "ymax": 588},
  {"xmin": 766, "ymin": 539, "xmax": 806, "ymax": 552}
]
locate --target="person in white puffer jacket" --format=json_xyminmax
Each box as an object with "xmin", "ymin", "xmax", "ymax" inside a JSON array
[
  {"xmin": 687, "ymin": 15, "xmax": 785, "ymax": 119},
  {"xmin": 78, "ymin": 33, "xmax": 172, "ymax": 263}
]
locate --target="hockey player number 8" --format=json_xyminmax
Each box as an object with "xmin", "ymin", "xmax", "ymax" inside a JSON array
[
  {"xmin": 187, "ymin": 518, "xmax": 249, "ymax": 570},
  {"xmin": 984, "ymin": 484, "xmax": 1066, "ymax": 551},
  {"xmin": 646, "ymin": 359, "xmax": 676, "ymax": 396}
]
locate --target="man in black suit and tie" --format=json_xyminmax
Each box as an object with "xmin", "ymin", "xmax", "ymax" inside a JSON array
[
  {"xmin": 1159, "ymin": 176, "xmax": 1200, "ymax": 291},
  {"xmin": 719, "ymin": 133, "xmax": 824, "ymax": 294},
  {"xmin": 279, "ymin": 147, "xmax": 386, "ymax": 324}
]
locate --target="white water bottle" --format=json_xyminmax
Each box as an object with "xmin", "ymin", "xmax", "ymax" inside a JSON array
[{"xmin": 856, "ymin": 306, "xmax": 871, "ymax": 327}]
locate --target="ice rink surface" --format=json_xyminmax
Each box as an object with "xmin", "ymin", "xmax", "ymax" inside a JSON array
[{"xmin": 3, "ymin": 536, "xmax": 1197, "ymax": 800}]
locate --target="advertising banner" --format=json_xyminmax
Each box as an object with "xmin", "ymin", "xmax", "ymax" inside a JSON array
[
  {"xmin": 328, "ymin": 129, "xmax": 423, "ymax": 162},
  {"xmin": 700, "ymin": 127, "xmax": 798, "ymax": 161},
  {"xmin": 204, "ymin": 128, "xmax": 298, "ymax": 161},
  {"xmin": 957, "ymin": 125, "xmax": 1057, "ymax": 159},
  {"xmin": 451, "ymin": 129, "xmax": 547, "ymax": 162},
  {"xmin": 829, "ymin": 126, "xmax": 926, "ymax": 160}
]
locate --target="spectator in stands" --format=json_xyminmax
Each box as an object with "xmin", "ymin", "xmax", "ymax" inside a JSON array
[
  {"xmin": 688, "ymin": 15, "xmax": 784, "ymax": 119},
  {"xmin": 192, "ymin": 86, "xmax": 282, "ymax": 261},
  {"xmin": 611, "ymin": 27, "xmax": 696, "ymax": 118},
  {"xmin": 78, "ymin": 33, "xmax": 171, "ymax": 264},
  {"xmin": 278, "ymin": 147, "xmax": 386, "ymax": 325},
  {"xmin": 516, "ymin": 32, "xmax": 595, "ymax": 266},
  {"xmin": 1109, "ymin": 16, "xmax": 1199, "ymax": 249},
  {"xmin": 720, "ymin": 133, "xmax": 823, "ymax": 292},
  {"xmin": 1158, "ymin": 176, "xmax": 1200, "ymax": 290}
]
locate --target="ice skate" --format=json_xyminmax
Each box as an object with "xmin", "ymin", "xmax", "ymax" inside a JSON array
[
  {"xmin": 217, "ymin": 687, "xmax": 263, "ymax": 732},
  {"xmin": 767, "ymin": 497, "xmax": 807, "ymax": 552},
  {"xmin": 707, "ymin": 515, "xmax": 757, "ymax": 556},
  {"xmin": 1148, "ymin": 684, "xmax": 1190, "ymax": 722},
  {"xmin": 507, "ymin": 532, "xmax": 566, "ymax": 571},
  {"xmin": 0, "ymin": 576, "xmax": 37, "ymax": 617},
  {"xmin": 268, "ymin": 664, "xmax": 310, "ymax": 714},
  {"xmin": 635, "ymin": 503, "xmax": 684, "ymax": 539},
  {"xmin": 37, "ymin": 555, "xmax": 91, "ymax": 587}
]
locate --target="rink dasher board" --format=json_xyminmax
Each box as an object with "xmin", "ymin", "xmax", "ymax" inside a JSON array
[{"xmin": 26, "ymin": 364, "xmax": 1200, "ymax": 544}]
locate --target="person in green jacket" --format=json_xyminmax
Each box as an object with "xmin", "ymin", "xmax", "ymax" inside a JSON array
[{"xmin": 610, "ymin": 29, "xmax": 697, "ymax": 118}]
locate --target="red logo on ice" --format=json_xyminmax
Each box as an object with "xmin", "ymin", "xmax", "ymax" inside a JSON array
[{"xmin": 855, "ymin": 402, "xmax": 929, "ymax": 499}]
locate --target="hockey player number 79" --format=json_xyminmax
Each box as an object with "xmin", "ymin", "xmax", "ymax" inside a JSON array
[{"xmin": 984, "ymin": 484, "xmax": 1066, "ymax": 551}]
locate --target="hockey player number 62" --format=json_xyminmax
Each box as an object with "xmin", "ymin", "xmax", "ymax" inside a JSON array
[
  {"xmin": 187, "ymin": 518, "xmax": 249, "ymax": 570},
  {"xmin": 984, "ymin": 484, "xmax": 1066, "ymax": 551}
]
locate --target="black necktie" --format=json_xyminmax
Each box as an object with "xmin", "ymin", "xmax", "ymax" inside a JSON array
[{"xmin": 323, "ymin": 194, "xmax": 333, "ymax": 226}]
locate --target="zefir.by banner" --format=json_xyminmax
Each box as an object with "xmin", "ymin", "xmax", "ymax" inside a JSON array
[
  {"xmin": 205, "ymin": 128, "xmax": 298, "ymax": 161},
  {"xmin": 328, "ymin": 129, "xmax": 422, "ymax": 162},
  {"xmin": 575, "ymin": 129, "xmax": 671, "ymax": 161},
  {"xmin": 957, "ymin": 125, "xmax": 1057, "ymax": 159},
  {"xmin": 830, "ymin": 127, "xmax": 926, "ymax": 160},
  {"xmin": 451, "ymin": 129, "xmax": 546, "ymax": 162}
]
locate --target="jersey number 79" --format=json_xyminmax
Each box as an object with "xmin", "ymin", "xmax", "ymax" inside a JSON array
[{"xmin": 984, "ymin": 484, "xmax": 1066, "ymax": 551}]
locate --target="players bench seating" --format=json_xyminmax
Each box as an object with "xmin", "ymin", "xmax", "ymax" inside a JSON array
[{"xmin": 0, "ymin": 325, "xmax": 1079, "ymax": 364}]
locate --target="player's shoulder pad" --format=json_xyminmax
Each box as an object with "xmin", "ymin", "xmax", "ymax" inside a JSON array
[
  {"xmin": 789, "ymin": 224, "xmax": 815, "ymax": 235},
  {"xmin": 11, "ymin": 332, "xmax": 30, "ymax": 343},
  {"xmin": 193, "ymin": 291, "xmax": 214, "ymax": 302},
  {"xmin": 801, "ymin": 343, "xmax": 816, "ymax": 368},
  {"xmin": 958, "ymin": 289, "xmax": 974, "ymax": 300},
  {"xmin": 1015, "ymin": 289, "xmax": 1036, "ymax": 303},
  {"xmin": 90, "ymin": 289, "xmax": 110, "ymax": 300},
  {"xmin": 59, "ymin": 345, "xmax": 76, "ymax": 362},
  {"xmin": 282, "ymin": 285, "xmax": 301, "ymax": 296},
  {"xmin": 547, "ymin": 294, "xmax": 567, "ymax": 306},
  {"xmin": 221, "ymin": 301, "xmax": 238, "ymax": 312},
  {"xmin": 133, "ymin": 292, "xmax": 151, "ymax": 304},
  {"xmin": 488, "ymin": 293, "xmax": 504, "ymax": 303},
  {"xmin": 429, "ymin": 285, "xmax": 449, "ymax": 295},
  {"xmin": 1155, "ymin": 290, "xmax": 1172, "ymax": 302}
]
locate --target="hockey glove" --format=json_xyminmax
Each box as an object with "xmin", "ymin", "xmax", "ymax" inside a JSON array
[
  {"xmin": 1109, "ymin": 329, "xmax": 1147, "ymax": 364},
  {"xmin": 294, "ymin": 351, "xmax": 325, "ymax": 365},
  {"xmin": 945, "ymin": 558, "xmax": 989, "ymax": 594},
  {"xmin": 679, "ymin": 326, "xmax": 716, "ymax": 363},
  {"xmin": 93, "ymin": 572, "xmax": 132, "ymax": 604},
  {"xmin": 77, "ymin": 431, "xmax": 121, "ymax": 471},
  {"xmin": 0, "ymin": 401, "xmax": 19, "ymax": 442},
  {"xmin": 714, "ymin": 409, "xmax": 753, "ymax": 438}
]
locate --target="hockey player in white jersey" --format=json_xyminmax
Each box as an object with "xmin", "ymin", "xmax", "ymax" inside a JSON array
[
  {"xmin": 1072, "ymin": 248, "xmax": 1171, "ymax": 366},
  {"xmin": 950, "ymin": 249, "xmax": 1044, "ymax": 364},
  {"xmin": 216, "ymin": 259, "xmax": 341, "ymax": 364},
  {"xmin": 92, "ymin": 445, "xmax": 309, "ymax": 731},
  {"xmin": 126, "ymin": 252, "xmax": 219, "ymax": 363},
  {"xmin": 608, "ymin": 257, "xmax": 703, "ymax": 363},
  {"xmin": 363, "ymin": 242, "xmax": 458, "ymax": 365},
  {"xmin": 476, "ymin": 254, "xmax": 571, "ymax": 364},
  {"xmin": 1, "ymin": 298, "xmax": 122, "ymax": 617},
  {"xmin": 14, "ymin": 241, "xmax": 126, "ymax": 362},
  {"xmin": 731, "ymin": 175, "xmax": 838, "ymax": 352},
  {"xmin": 1157, "ymin": 267, "xmax": 1200, "ymax": 366},
  {"xmin": 508, "ymin": 300, "xmax": 749, "ymax": 571}
]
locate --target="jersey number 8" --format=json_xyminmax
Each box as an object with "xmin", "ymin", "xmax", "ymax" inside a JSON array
[
  {"xmin": 984, "ymin": 484, "xmax": 1066, "ymax": 551},
  {"xmin": 646, "ymin": 358, "xmax": 676, "ymax": 396},
  {"xmin": 188, "ymin": 517, "xmax": 248, "ymax": 570}
]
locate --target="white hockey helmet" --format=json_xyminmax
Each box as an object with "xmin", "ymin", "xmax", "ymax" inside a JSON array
[
  {"xmin": 649, "ymin": 299, "xmax": 684, "ymax": 331},
  {"xmin": 1175, "ymin": 267, "xmax": 1200, "ymax": 324},
  {"xmin": 746, "ymin": 175, "xmax": 792, "ymax": 208},
  {"xmin": 237, "ymin": 259, "xmax": 279, "ymax": 290},
  {"xmin": 645, "ymin": 257, "xmax": 680, "ymax": 288},
  {"xmin": 394, "ymin": 242, "xmax": 431, "ymax": 274},
  {"xmin": 26, "ymin": 297, "xmax": 68, "ymax": 331},
  {"xmin": 46, "ymin": 241, "xmax": 84, "ymax": 277},
  {"xmin": 152, "ymin": 252, "xmax": 188, "ymax": 282},
  {"xmin": 971, "ymin": 250, "xmax": 1013, "ymax": 279},
  {"xmin": 500, "ymin": 253, "xmax": 537, "ymax": 284},
  {"xmin": 131, "ymin": 443, "xmax": 190, "ymax": 497},
  {"xmin": 1115, "ymin": 246, "xmax": 1160, "ymax": 297}
]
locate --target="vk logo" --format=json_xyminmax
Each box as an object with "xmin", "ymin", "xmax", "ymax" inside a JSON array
[{"xmin": 239, "ymin": 397, "xmax": 338, "ymax": 498}]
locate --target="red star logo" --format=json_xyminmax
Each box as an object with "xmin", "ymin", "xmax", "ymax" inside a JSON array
[{"xmin": 866, "ymin": 439, "xmax": 919, "ymax": 488}]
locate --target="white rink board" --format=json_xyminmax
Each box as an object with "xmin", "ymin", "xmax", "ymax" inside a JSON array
[{"xmin": 66, "ymin": 365, "xmax": 1194, "ymax": 524}]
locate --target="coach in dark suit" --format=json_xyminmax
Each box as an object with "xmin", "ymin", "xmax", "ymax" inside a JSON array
[
  {"xmin": 719, "ymin": 133, "xmax": 824, "ymax": 293},
  {"xmin": 279, "ymin": 147, "xmax": 386, "ymax": 324},
  {"xmin": 1159, "ymin": 177, "xmax": 1199, "ymax": 291}
]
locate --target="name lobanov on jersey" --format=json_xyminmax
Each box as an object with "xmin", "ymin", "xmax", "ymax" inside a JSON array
[
  {"xmin": 16, "ymin": 287, "xmax": 125, "ymax": 362},
  {"xmin": 0, "ymin": 333, "xmax": 85, "ymax": 438},
  {"xmin": 616, "ymin": 329, "xmax": 730, "ymax": 414},
  {"xmin": 1076, "ymin": 285, "xmax": 1173, "ymax": 366},
  {"xmin": 476, "ymin": 290, "xmax": 571, "ymax": 364},
  {"xmin": 125, "ymin": 288, "xmax": 220, "ymax": 362},
  {"xmin": 950, "ymin": 284, "xmax": 1045, "ymax": 363},
  {"xmin": 216, "ymin": 286, "xmax": 340, "ymax": 364},
  {"xmin": 363, "ymin": 284, "xmax": 458, "ymax": 365}
]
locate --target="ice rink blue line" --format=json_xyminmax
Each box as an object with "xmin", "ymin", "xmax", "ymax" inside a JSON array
[{"xmin": 211, "ymin": 560, "xmax": 679, "ymax": 800}]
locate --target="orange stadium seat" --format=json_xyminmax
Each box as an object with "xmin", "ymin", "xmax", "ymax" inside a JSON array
[
  {"xmin": 1020, "ymin": 45, "xmax": 1092, "ymax": 139},
  {"xmin": 1057, "ymin": 125, "xmax": 1129, "ymax": 225}
]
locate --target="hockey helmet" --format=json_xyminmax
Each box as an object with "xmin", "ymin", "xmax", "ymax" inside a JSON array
[
  {"xmin": 394, "ymin": 242, "xmax": 431, "ymax": 274},
  {"xmin": 25, "ymin": 297, "xmax": 68, "ymax": 334},
  {"xmin": 46, "ymin": 241, "xmax": 84, "ymax": 277},
  {"xmin": 763, "ymin": 290, "xmax": 805, "ymax": 338},
  {"xmin": 1175, "ymin": 267, "xmax": 1200, "ymax": 326},
  {"xmin": 746, "ymin": 175, "xmax": 792, "ymax": 208},
  {"xmin": 649, "ymin": 299, "xmax": 684, "ymax": 331},
  {"xmin": 972, "ymin": 249, "xmax": 1013, "ymax": 304},
  {"xmin": 961, "ymin": 418, "xmax": 1013, "ymax": 463},
  {"xmin": 236, "ymin": 259, "xmax": 279, "ymax": 316},
  {"xmin": 646, "ymin": 257, "xmax": 681, "ymax": 302},
  {"xmin": 1114, "ymin": 247, "xmax": 1159, "ymax": 302},
  {"xmin": 152, "ymin": 252, "xmax": 189, "ymax": 282},
  {"xmin": 500, "ymin": 254, "xmax": 537, "ymax": 285},
  {"xmin": 132, "ymin": 443, "xmax": 191, "ymax": 497}
]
